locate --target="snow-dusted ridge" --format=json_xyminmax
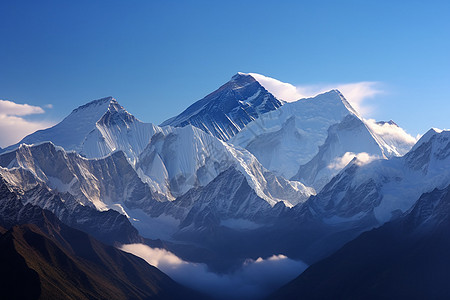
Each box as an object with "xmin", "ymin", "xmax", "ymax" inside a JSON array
[
  {"xmin": 137, "ymin": 124, "xmax": 314, "ymax": 207},
  {"xmin": 304, "ymin": 128, "xmax": 450, "ymax": 225},
  {"xmin": 0, "ymin": 142, "xmax": 161, "ymax": 212}
]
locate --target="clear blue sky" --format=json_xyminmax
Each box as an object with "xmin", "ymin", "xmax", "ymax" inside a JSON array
[{"xmin": 1, "ymin": 0, "xmax": 449, "ymax": 147}]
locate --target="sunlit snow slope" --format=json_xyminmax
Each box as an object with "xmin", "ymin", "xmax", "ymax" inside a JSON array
[
  {"xmin": 2, "ymin": 97, "xmax": 164, "ymax": 164},
  {"xmin": 230, "ymin": 88, "xmax": 415, "ymax": 190}
]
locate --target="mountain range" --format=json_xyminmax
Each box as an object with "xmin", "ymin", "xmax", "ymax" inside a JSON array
[
  {"xmin": 0, "ymin": 180, "xmax": 203, "ymax": 299},
  {"xmin": 0, "ymin": 72, "xmax": 447, "ymax": 299},
  {"xmin": 271, "ymin": 182, "xmax": 450, "ymax": 300}
]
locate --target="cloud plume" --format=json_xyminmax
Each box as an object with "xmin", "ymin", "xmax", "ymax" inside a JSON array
[
  {"xmin": 0, "ymin": 99, "xmax": 54, "ymax": 148},
  {"xmin": 364, "ymin": 119, "xmax": 417, "ymax": 153},
  {"xmin": 248, "ymin": 73, "xmax": 381, "ymax": 117},
  {"xmin": 120, "ymin": 243, "xmax": 308, "ymax": 300},
  {"xmin": 328, "ymin": 152, "xmax": 380, "ymax": 170}
]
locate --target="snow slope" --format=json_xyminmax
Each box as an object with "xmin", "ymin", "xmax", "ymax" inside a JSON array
[
  {"xmin": 230, "ymin": 90, "xmax": 358, "ymax": 177},
  {"xmin": 230, "ymin": 89, "xmax": 415, "ymax": 189},
  {"xmin": 137, "ymin": 125, "xmax": 314, "ymax": 207},
  {"xmin": 0, "ymin": 142, "xmax": 161, "ymax": 213},
  {"xmin": 2, "ymin": 97, "xmax": 164, "ymax": 164},
  {"xmin": 304, "ymin": 128, "xmax": 450, "ymax": 225},
  {"xmin": 0, "ymin": 137, "xmax": 313, "ymax": 241}
]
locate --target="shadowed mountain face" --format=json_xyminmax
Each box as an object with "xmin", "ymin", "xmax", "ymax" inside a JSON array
[
  {"xmin": 0, "ymin": 171, "xmax": 142, "ymax": 246},
  {"xmin": 270, "ymin": 184, "xmax": 450, "ymax": 300},
  {"xmin": 161, "ymin": 73, "xmax": 283, "ymax": 141},
  {"xmin": 0, "ymin": 205, "xmax": 205, "ymax": 300}
]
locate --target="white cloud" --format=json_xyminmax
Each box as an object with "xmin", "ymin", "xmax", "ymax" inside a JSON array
[
  {"xmin": 334, "ymin": 82, "xmax": 381, "ymax": 116},
  {"xmin": 120, "ymin": 243, "xmax": 308, "ymax": 300},
  {"xmin": 248, "ymin": 73, "xmax": 308, "ymax": 102},
  {"xmin": 328, "ymin": 152, "xmax": 380, "ymax": 170},
  {"xmin": 248, "ymin": 73, "xmax": 381, "ymax": 117},
  {"xmin": 364, "ymin": 119, "xmax": 417, "ymax": 155},
  {"xmin": 364, "ymin": 119, "xmax": 417, "ymax": 145},
  {"xmin": 0, "ymin": 99, "xmax": 54, "ymax": 148},
  {"xmin": 0, "ymin": 99, "xmax": 45, "ymax": 116}
]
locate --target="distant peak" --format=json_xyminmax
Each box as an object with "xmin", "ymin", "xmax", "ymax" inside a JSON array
[
  {"xmin": 17, "ymin": 141, "xmax": 65, "ymax": 153},
  {"xmin": 85, "ymin": 96, "xmax": 116, "ymax": 106},
  {"xmin": 330, "ymin": 89, "xmax": 343, "ymax": 96},
  {"xmin": 231, "ymin": 72, "xmax": 255, "ymax": 82},
  {"xmin": 412, "ymin": 128, "xmax": 446, "ymax": 151},
  {"xmin": 72, "ymin": 96, "xmax": 117, "ymax": 113},
  {"xmin": 376, "ymin": 120, "xmax": 398, "ymax": 127},
  {"xmin": 430, "ymin": 127, "xmax": 444, "ymax": 134},
  {"xmin": 422, "ymin": 128, "xmax": 444, "ymax": 139}
]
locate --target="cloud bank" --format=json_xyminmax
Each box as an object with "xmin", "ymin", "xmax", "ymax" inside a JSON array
[
  {"xmin": 0, "ymin": 99, "xmax": 54, "ymax": 148},
  {"xmin": 120, "ymin": 243, "xmax": 308, "ymax": 300},
  {"xmin": 248, "ymin": 73, "xmax": 381, "ymax": 117}
]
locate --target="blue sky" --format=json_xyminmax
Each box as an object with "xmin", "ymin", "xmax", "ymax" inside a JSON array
[{"xmin": 0, "ymin": 0, "xmax": 449, "ymax": 147}]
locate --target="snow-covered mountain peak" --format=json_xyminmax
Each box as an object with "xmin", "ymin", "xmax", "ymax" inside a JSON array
[
  {"xmin": 229, "ymin": 89, "xmax": 360, "ymax": 178},
  {"xmin": 70, "ymin": 96, "xmax": 139, "ymax": 126},
  {"xmin": 1, "ymin": 97, "xmax": 163, "ymax": 164},
  {"xmin": 230, "ymin": 87, "xmax": 415, "ymax": 189},
  {"xmin": 230, "ymin": 72, "xmax": 255, "ymax": 83},
  {"xmin": 160, "ymin": 73, "xmax": 283, "ymax": 141},
  {"xmin": 326, "ymin": 89, "xmax": 359, "ymax": 116},
  {"xmin": 71, "ymin": 96, "xmax": 115, "ymax": 112},
  {"xmin": 405, "ymin": 129, "xmax": 450, "ymax": 170},
  {"xmin": 411, "ymin": 128, "xmax": 445, "ymax": 152},
  {"xmin": 305, "ymin": 126, "xmax": 450, "ymax": 226},
  {"xmin": 376, "ymin": 120, "xmax": 398, "ymax": 127}
]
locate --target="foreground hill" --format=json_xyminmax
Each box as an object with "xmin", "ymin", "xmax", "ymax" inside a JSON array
[
  {"xmin": 270, "ymin": 183, "xmax": 450, "ymax": 299},
  {"xmin": 0, "ymin": 182, "xmax": 204, "ymax": 300}
]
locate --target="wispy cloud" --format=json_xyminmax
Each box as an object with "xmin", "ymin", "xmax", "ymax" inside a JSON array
[
  {"xmin": 248, "ymin": 73, "xmax": 382, "ymax": 117},
  {"xmin": 327, "ymin": 152, "xmax": 380, "ymax": 170},
  {"xmin": 364, "ymin": 119, "xmax": 417, "ymax": 145},
  {"xmin": 0, "ymin": 99, "xmax": 54, "ymax": 148},
  {"xmin": 0, "ymin": 99, "xmax": 45, "ymax": 116},
  {"xmin": 363, "ymin": 118, "xmax": 417, "ymax": 155},
  {"xmin": 333, "ymin": 82, "xmax": 381, "ymax": 116},
  {"xmin": 120, "ymin": 243, "xmax": 308, "ymax": 300}
]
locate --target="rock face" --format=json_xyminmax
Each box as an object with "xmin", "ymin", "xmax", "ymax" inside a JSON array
[
  {"xmin": 161, "ymin": 73, "xmax": 283, "ymax": 141},
  {"xmin": 158, "ymin": 168, "xmax": 287, "ymax": 230},
  {"xmin": 0, "ymin": 142, "xmax": 161, "ymax": 212},
  {"xmin": 0, "ymin": 171, "xmax": 141, "ymax": 245}
]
